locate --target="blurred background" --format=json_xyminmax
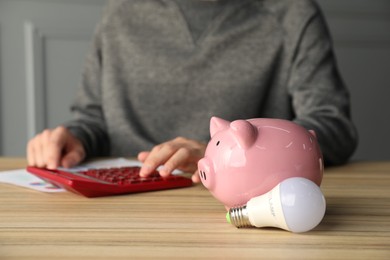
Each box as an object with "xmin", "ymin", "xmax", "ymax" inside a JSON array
[{"xmin": 0, "ymin": 0, "xmax": 389, "ymax": 161}]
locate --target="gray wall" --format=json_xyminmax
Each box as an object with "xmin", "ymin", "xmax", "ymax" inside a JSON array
[
  {"xmin": 0, "ymin": 0, "xmax": 389, "ymax": 161},
  {"xmin": 0, "ymin": 0, "xmax": 105, "ymax": 156}
]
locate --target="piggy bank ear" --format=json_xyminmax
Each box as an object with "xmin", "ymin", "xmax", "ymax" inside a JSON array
[
  {"xmin": 210, "ymin": 117, "xmax": 230, "ymax": 137},
  {"xmin": 230, "ymin": 120, "xmax": 257, "ymax": 149}
]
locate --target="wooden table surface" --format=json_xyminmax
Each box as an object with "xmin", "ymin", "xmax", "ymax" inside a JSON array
[{"xmin": 0, "ymin": 157, "xmax": 389, "ymax": 259}]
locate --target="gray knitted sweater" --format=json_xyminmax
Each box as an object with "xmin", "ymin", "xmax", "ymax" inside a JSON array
[{"xmin": 66, "ymin": 0, "xmax": 358, "ymax": 165}]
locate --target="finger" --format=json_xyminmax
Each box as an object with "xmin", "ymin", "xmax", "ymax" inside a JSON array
[
  {"xmin": 137, "ymin": 151, "xmax": 150, "ymax": 163},
  {"xmin": 26, "ymin": 139, "xmax": 37, "ymax": 166},
  {"xmin": 45, "ymin": 127, "xmax": 68, "ymax": 169},
  {"xmin": 140, "ymin": 144, "xmax": 175, "ymax": 176},
  {"xmin": 175, "ymin": 160, "xmax": 198, "ymax": 173},
  {"xmin": 35, "ymin": 131, "xmax": 50, "ymax": 168},
  {"xmin": 61, "ymin": 135, "xmax": 85, "ymax": 168},
  {"xmin": 61, "ymin": 148, "xmax": 84, "ymax": 168},
  {"xmin": 159, "ymin": 148, "xmax": 191, "ymax": 177},
  {"xmin": 191, "ymin": 170, "xmax": 201, "ymax": 183}
]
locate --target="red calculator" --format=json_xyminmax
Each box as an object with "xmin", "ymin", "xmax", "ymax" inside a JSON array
[{"xmin": 26, "ymin": 166, "xmax": 192, "ymax": 197}]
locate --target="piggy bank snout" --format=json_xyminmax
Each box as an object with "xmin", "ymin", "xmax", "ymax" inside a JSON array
[{"xmin": 197, "ymin": 158, "xmax": 215, "ymax": 190}]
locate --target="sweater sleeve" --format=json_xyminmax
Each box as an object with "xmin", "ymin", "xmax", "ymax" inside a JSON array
[
  {"xmin": 288, "ymin": 6, "xmax": 358, "ymax": 165},
  {"xmin": 63, "ymin": 20, "xmax": 110, "ymax": 159}
]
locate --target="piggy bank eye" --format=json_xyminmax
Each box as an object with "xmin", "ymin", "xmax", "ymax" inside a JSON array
[{"xmin": 216, "ymin": 141, "xmax": 220, "ymax": 146}]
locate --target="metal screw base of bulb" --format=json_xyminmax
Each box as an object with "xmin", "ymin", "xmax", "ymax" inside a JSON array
[{"xmin": 228, "ymin": 205, "xmax": 252, "ymax": 228}]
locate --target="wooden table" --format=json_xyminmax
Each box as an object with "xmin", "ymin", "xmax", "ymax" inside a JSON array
[{"xmin": 0, "ymin": 158, "xmax": 389, "ymax": 259}]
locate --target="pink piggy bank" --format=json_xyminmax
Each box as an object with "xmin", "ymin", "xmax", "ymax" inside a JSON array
[{"xmin": 198, "ymin": 117, "xmax": 323, "ymax": 208}]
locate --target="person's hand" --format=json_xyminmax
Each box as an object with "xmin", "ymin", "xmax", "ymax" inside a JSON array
[
  {"xmin": 137, "ymin": 137, "xmax": 206, "ymax": 183},
  {"xmin": 27, "ymin": 126, "xmax": 86, "ymax": 169}
]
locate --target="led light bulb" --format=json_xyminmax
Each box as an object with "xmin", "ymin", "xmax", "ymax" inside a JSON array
[{"xmin": 226, "ymin": 177, "xmax": 326, "ymax": 233}]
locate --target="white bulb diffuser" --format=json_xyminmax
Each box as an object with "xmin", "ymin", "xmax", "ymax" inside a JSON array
[{"xmin": 226, "ymin": 177, "xmax": 326, "ymax": 233}]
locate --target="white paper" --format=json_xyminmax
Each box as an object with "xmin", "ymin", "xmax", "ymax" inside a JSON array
[{"xmin": 0, "ymin": 169, "xmax": 65, "ymax": 192}]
